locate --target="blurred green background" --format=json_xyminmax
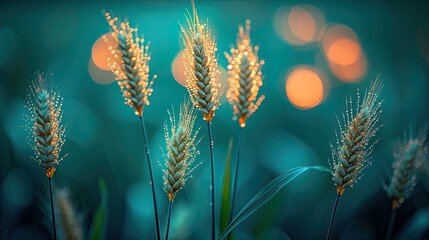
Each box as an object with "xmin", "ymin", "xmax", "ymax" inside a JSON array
[{"xmin": 1, "ymin": 0, "xmax": 429, "ymax": 239}]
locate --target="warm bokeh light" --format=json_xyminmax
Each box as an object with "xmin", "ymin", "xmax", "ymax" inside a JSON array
[
  {"xmin": 322, "ymin": 24, "xmax": 367, "ymax": 83},
  {"xmin": 286, "ymin": 66, "xmax": 326, "ymax": 109},
  {"xmin": 171, "ymin": 50, "xmax": 187, "ymax": 86},
  {"xmin": 329, "ymin": 53, "xmax": 368, "ymax": 83},
  {"xmin": 274, "ymin": 5, "xmax": 325, "ymax": 47},
  {"xmin": 91, "ymin": 33, "xmax": 116, "ymax": 71},
  {"xmin": 326, "ymin": 38, "xmax": 361, "ymax": 66},
  {"xmin": 88, "ymin": 58, "xmax": 116, "ymax": 85},
  {"xmin": 288, "ymin": 6, "xmax": 316, "ymax": 43}
]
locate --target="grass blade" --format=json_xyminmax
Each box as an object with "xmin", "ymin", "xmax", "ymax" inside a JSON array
[
  {"xmin": 218, "ymin": 166, "xmax": 330, "ymax": 240},
  {"xmin": 89, "ymin": 178, "xmax": 109, "ymax": 240},
  {"xmin": 220, "ymin": 138, "xmax": 234, "ymax": 239}
]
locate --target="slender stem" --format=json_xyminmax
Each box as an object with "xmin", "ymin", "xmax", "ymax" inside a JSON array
[
  {"xmin": 326, "ymin": 193, "xmax": 341, "ymax": 240},
  {"xmin": 230, "ymin": 127, "xmax": 244, "ymax": 220},
  {"xmin": 385, "ymin": 207, "xmax": 397, "ymax": 240},
  {"xmin": 207, "ymin": 122, "xmax": 216, "ymax": 240},
  {"xmin": 165, "ymin": 201, "xmax": 174, "ymax": 240},
  {"xmin": 139, "ymin": 116, "xmax": 161, "ymax": 240},
  {"xmin": 48, "ymin": 177, "xmax": 57, "ymax": 240}
]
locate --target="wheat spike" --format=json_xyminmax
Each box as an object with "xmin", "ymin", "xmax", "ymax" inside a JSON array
[
  {"xmin": 55, "ymin": 189, "xmax": 83, "ymax": 240},
  {"xmin": 163, "ymin": 100, "xmax": 201, "ymax": 201},
  {"xmin": 225, "ymin": 20, "xmax": 265, "ymax": 128},
  {"xmin": 25, "ymin": 72, "xmax": 66, "ymax": 178},
  {"xmin": 330, "ymin": 77, "xmax": 383, "ymax": 195},
  {"xmin": 386, "ymin": 127, "xmax": 428, "ymax": 209},
  {"xmin": 180, "ymin": 5, "xmax": 221, "ymax": 123},
  {"xmin": 103, "ymin": 12, "xmax": 155, "ymax": 117}
]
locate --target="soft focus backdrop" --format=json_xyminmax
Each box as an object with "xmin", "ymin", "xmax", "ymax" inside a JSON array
[{"xmin": 1, "ymin": 1, "xmax": 429, "ymax": 239}]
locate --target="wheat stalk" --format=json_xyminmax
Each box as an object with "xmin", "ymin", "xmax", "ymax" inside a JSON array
[
  {"xmin": 224, "ymin": 20, "xmax": 265, "ymax": 235},
  {"xmin": 180, "ymin": 4, "xmax": 221, "ymax": 239},
  {"xmin": 162, "ymin": 100, "xmax": 201, "ymax": 240},
  {"xmin": 103, "ymin": 12, "xmax": 161, "ymax": 240},
  {"xmin": 384, "ymin": 127, "xmax": 428, "ymax": 240},
  {"xmin": 25, "ymin": 72, "xmax": 67, "ymax": 240},
  {"xmin": 55, "ymin": 189, "xmax": 83, "ymax": 240},
  {"xmin": 180, "ymin": 4, "xmax": 221, "ymax": 123},
  {"xmin": 225, "ymin": 19, "xmax": 264, "ymax": 128},
  {"xmin": 326, "ymin": 77, "xmax": 383, "ymax": 240},
  {"xmin": 103, "ymin": 11, "xmax": 155, "ymax": 117}
]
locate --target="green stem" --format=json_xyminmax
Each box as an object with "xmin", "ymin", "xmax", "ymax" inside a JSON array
[
  {"xmin": 207, "ymin": 122, "xmax": 216, "ymax": 240},
  {"xmin": 385, "ymin": 207, "xmax": 397, "ymax": 240},
  {"xmin": 326, "ymin": 193, "xmax": 340, "ymax": 240},
  {"xmin": 139, "ymin": 116, "xmax": 161, "ymax": 240},
  {"xmin": 48, "ymin": 177, "xmax": 57, "ymax": 240},
  {"xmin": 165, "ymin": 201, "xmax": 174, "ymax": 240},
  {"xmin": 230, "ymin": 127, "xmax": 244, "ymax": 221}
]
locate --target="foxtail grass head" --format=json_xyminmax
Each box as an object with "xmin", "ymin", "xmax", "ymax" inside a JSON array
[
  {"xmin": 25, "ymin": 72, "xmax": 66, "ymax": 178},
  {"xmin": 56, "ymin": 188, "xmax": 83, "ymax": 240},
  {"xmin": 180, "ymin": 4, "xmax": 221, "ymax": 123},
  {"xmin": 225, "ymin": 20, "xmax": 264, "ymax": 128},
  {"xmin": 330, "ymin": 77, "xmax": 383, "ymax": 195},
  {"xmin": 386, "ymin": 126, "xmax": 428, "ymax": 209},
  {"xmin": 103, "ymin": 11, "xmax": 155, "ymax": 117},
  {"xmin": 163, "ymin": 99, "xmax": 201, "ymax": 202}
]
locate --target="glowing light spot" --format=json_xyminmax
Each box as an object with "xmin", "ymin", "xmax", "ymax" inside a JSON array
[
  {"xmin": 329, "ymin": 53, "xmax": 368, "ymax": 83},
  {"xmin": 326, "ymin": 38, "xmax": 361, "ymax": 66},
  {"xmin": 91, "ymin": 33, "xmax": 116, "ymax": 71},
  {"xmin": 322, "ymin": 24, "xmax": 367, "ymax": 83},
  {"xmin": 171, "ymin": 50, "xmax": 187, "ymax": 86},
  {"xmin": 286, "ymin": 66, "xmax": 326, "ymax": 109},
  {"xmin": 288, "ymin": 6, "xmax": 316, "ymax": 43},
  {"xmin": 274, "ymin": 5, "xmax": 325, "ymax": 47},
  {"xmin": 88, "ymin": 58, "xmax": 116, "ymax": 85}
]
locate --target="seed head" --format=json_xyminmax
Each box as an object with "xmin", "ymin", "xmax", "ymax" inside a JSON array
[
  {"xmin": 330, "ymin": 77, "xmax": 383, "ymax": 195},
  {"xmin": 25, "ymin": 72, "xmax": 66, "ymax": 178},
  {"xmin": 225, "ymin": 20, "xmax": 264, "ymax": 128},
  {"xmin": 103, "ymin": 11, "xmax": 155, "ymax": 117},
  {"xmin": 386, "ymin": 127, "xmax": 428, "ymax": 209},
  {"xmin": 56, "ymin": 188, "xmax": 83, "ymax": 240},
  {"xmin": 180, "ymin": 4, "xmax": 221, "ymax": 123},
  {"xmin": 163, "ymin": 99, "xmax": 201, "ymax": 201}
]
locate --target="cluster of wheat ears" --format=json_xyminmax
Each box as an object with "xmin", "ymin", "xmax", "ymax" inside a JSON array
[{"xmin": 22, "ymin": 3, "xmax": 428, "ymax": 240}]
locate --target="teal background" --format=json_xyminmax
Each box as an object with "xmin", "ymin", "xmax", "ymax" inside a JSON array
[{"xmin": 1, "ymin": 1, "xmax": 429, "ymax": 239}]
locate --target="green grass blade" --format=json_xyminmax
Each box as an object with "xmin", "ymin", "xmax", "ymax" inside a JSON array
[
  {"xmin": 218, "ymin": 166, "xmax": 330, "ymax": 240},
  {"xmin": 219, "ymin": 138, "xmax": 234, "ymax": 239},
  {"xmin": 89, "ymin": 178, "xmax": 109, "ymax": 240}
]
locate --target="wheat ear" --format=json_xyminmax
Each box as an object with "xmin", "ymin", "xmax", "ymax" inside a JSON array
[
  {"xmin": 25, "ymin": 72, "xmax": 67, "ymax": 240},
  {"xmin": 163, "ymin": 99, "xmax": 201, "ymax": 240},
  {"xmin": 180, "ymin": 5, "xmax": 220, "ymax": 123},
  {"xmin": 331, "ymin": 77, "xmax": 383, "ymax": 195},
  {"xmin": 386, "ymin": 127, "xmax": 428, "ymax": 209},
  {"xmin": 103, "ymin": 12, "xmax": 161, "ymax": 240},
  {"xmin": 225, "ymin": 20, "xmax": 264, "ymax": 128},
  {"xmin": 327, "ymin": 77, "xmax": 383, "ymax": 240},
  {"xmin": 103, "ymin": 11, "xmax": 155, "ymax": 117},
  {"xmin": 55, "ymin": 189, "xmax": 83, "ymax": 240},
  {"xmin": 163, "ymin": 99, "xmax": 200, "ymax": 201}
]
